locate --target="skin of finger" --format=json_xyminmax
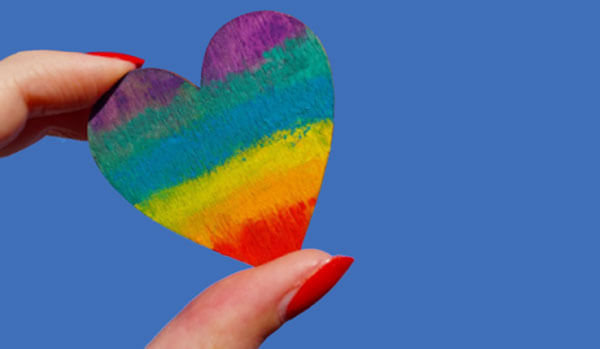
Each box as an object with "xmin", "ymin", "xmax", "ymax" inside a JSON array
[
  {"xmin": 0, "ymin": 108, "xmax": 89, "ymax": 157},
  {"xmin": 0, "ymin": 50, "xmax": 135, "ymax": 148},
  {"xmin": 147, "ymin": 249, "xmax": 331, "ymax": 349},
  {"xmin": 0, "ymin": 82, "xmax": 27, "ymax": 148}
]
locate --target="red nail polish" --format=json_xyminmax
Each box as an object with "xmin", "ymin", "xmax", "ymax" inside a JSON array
[
  {"xmin": 285, "ymin": 255, "xmax": 354, "ymax": 320},
  {"xmin": 86, "ymin": 52, "xmax": 145, "ymax": 68}
]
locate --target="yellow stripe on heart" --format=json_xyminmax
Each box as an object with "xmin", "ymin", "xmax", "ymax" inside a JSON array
[{"xmin": 135, "ymin": 119, "xmax": 334, "ymax": 248}]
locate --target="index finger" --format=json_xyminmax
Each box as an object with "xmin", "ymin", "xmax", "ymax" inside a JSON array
[{"xmin": 0, "ymin": 50, "xmax": 142, "ymax": 149}]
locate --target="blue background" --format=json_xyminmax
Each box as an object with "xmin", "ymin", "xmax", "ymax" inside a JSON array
[{"xmin": 1, "ymin": 0, "xmax": 599, "ymax": 347}]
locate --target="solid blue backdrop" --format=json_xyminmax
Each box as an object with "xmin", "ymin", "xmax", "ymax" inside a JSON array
[{"xmin": 1, "ymin": 0, "xmax": 599, "ymax": 347}]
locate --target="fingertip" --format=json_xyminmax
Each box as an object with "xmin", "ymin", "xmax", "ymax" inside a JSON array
[
  {"xmin": 0, "ymin": 50, "xmax": 143, "ymax": 121},
  {"xmin": 147, "ymin": 249, "xmax": 351, "ymax": 348},
  {"xmin": 282, "ymin": 255, "xmax": 354, "ymax": 321}
]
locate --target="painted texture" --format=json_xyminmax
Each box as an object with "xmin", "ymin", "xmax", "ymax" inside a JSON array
[{"xmin": 88, "ymin": 11, "xmax": 334, "ymax": 266}]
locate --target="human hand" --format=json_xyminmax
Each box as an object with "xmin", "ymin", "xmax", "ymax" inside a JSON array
[{"xmin": 0, "ymin": 50, "xmax": 353, "ymax": 348}]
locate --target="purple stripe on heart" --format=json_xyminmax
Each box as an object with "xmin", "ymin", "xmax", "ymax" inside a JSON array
[
  {"xmin": 201, "ymin": 11, "xmax": 307, "ymax": 83},
  {"xmin": 90, "ymin": 69, "xmax": 185, "ymax": 132}
]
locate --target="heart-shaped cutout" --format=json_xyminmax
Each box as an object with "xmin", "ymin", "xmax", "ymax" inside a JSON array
[{"xmin": 88, "ymin": 11, "xmax": 334, "ymax": 266}]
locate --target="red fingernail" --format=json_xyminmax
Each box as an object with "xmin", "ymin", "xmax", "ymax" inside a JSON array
[
  {"xmin": 285, "ymin": 255, "xmax": 354, "ymax": 320},
  {"xmin": 86, "ymin": 52, "xmax": 145, "ymax": 68}
]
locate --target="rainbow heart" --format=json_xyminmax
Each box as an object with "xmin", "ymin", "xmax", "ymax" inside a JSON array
[{"xmin": 88, "ymin": 11, "xmax": 334, "ymax": 266}]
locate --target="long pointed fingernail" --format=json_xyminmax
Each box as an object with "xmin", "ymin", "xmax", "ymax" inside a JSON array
[
  {"xmin": 284, "ymin": 255, "xmax": 354, "ymax": 320},
  {"xmin": 86, "ymin": 52, "xmax": 145, "ymax": 68}
]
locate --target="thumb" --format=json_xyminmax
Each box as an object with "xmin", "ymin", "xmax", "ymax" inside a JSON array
[
  {"xmin": 147, "ymin": 249, "xmax": 354, "ymax": 349},
  {"xmin": 0, "ymin": 50, "xmax": 143, "ymax": 154}
]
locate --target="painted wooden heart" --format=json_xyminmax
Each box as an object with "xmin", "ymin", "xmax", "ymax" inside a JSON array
[{"xmin": 88, "ymin": 11, "xmax": 334, "ymax": 266}]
